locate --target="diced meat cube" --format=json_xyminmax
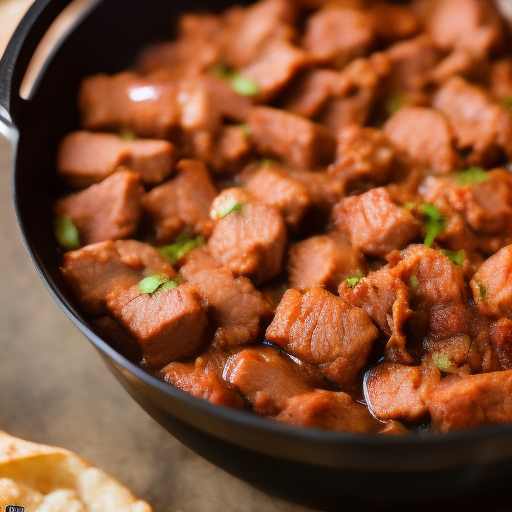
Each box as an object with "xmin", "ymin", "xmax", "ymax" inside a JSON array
[
  {"xmin": 489, "ymin": 318, "xmax": 512, "ymax": 370},
  {"xmin": 244, "ymin": 163, "xmax": 311, "ymax": 229},
  {"xmin": 314, "ymin": 54, "xmax": 390, "ymax": 131},
  {"xmin": 275, "ymin": 390, "xmax": 382, "ymax": 433},
  {"xmin": 242, "ymin": 39, "xmax": 312, "ymax": 102},
  {"xmin": 142, "ymin": 159, "xmax": 217, "ymax": 243},
  {"xmin": 428, "ymin": 369, "xmax": 512, "ymax": 432},
  {"xmin": 161, "ymin": 348, "xmax": 246, "ymax": 409},
  {"xmin": 303, "ymin": 6, "xmax": 375, "ymax": 68},
  {"xmin": 223, "ymin": 0, "xmax": 298, "ymax": 68},
  {"xmin": 332, "ymin": 188, "xmax": 421, "ymax": 258},
  {"xmin": 179, "ymin": 247, "xmax": 222, "ymax": 279},
  {"xmin": 287, "ymin": 233, "xmax": 366, "ymax": 293},
  {"xmin": 417, "ymin": 0, "xmax": 504, "ymax": 56},
  {"xmin": 248, "ymin": 106, "xmax": 336, "ymax": 169},
  {"xmin": 384, "ymin": 35, "xmax": 442, "ymax": 92},
  {"xmin": 491, "ymin": 59, "xmax": 512, "ymax": 101},
  {"xmin": 108, "ymin": 283, "xmax": 208, "ymax": 369},
  {"xmin": 471, "ymin": 245, "xmax": 512, "ymax": 319},
  {"xmin": 434, "ymin": 77, "xmax": 512, "ymax": 166},
  {"xmin": 266, "ymin": 287, "xmax": 379, "ymax": 388},
  {"xmin": 283, "ymin": 68, "xmax": 352, "ymax": 119},
  {"xmin": 329, "ymin": 125, "xmax": 398, "ymax": 184},
  {"xmin": 444, "ymin": 168, "xmax": 512, "ymax": 236},
  {"xmin": 127, "ymin": 139, "xmax": 177, "ymax": 185},
  {"xmin": 61, "ymin": 240, "xmax": 174, "ymax": 315},
  {"xmin": 370, "ymin": 3, "xmax": 420, "ymax": 42},
  {"xmin": 208, "ymin": 189, "xmax": 287, "ymax": 285},
  {"xmin": 384, "ymin": 107, "xmax": 463, "ymax": 175},
  {"xmin": 189, "ymin": 126, "xmax": 252, "ymax": 177},
  {"xmin": 54, "ymin": 170, "xmax": 144, "ymax": 245},
  {"xmin": 223, "ymin": 346, "xmax": 314, "ymax": 416},
  {"xmin": 79, "ymin": 72, "xmax": 180, "ymax": 139},
  {"xmin": 364, "ymin": 363, "xmax": 428, "ymax": 422},
  {"xmin": 185, "ymin": 268, "xmax": 272, "ymax": 348}
]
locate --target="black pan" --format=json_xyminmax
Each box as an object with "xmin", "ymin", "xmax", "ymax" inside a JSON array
[{"xmin": 2, "ymin": 1, "xmax": 512, "ymax": 510}]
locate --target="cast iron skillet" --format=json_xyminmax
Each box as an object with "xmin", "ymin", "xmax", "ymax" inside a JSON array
[{"xmin": 2, "ymin": 1, "xmax": 512, "ymax": 510}]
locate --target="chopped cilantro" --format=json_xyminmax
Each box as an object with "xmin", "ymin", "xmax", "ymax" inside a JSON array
[
  {"xmin": 386, "ymin": 93, "xmax": 404, "ymax": 116},
  {"xmin": 478, "ymin": 281, "xmax": 488, "ymax": 301},
  {"xmin": 418, "ymin": 204, "xmax": 446, "ymax": 247},
  {"xmin": 437, "ymin": 248, "xmax": 466, "ymax": 266},
  {"xmin": 119, "ymin": 128, "xmax": 136, "ymax": 140},
  {"xmin": 410, "ymin": 275, "xmax": 418, "ymax": 288},
  {"xmin": 159, "ymin": 233, "xmax": 205, "ymax": 265},
  {"xmin": 346, "ymin": 269, "xmax": 363, "ymax": 288},
  {"xmin": 139, "ymin": 275, "xmax": 175, "ymax": 294},
  {"xmin": 55, "ymin": 215, "xmax": 80, "ymax": 251},
  {"xmin": 211, "ymin": 65, "xmax": 259, "ymax": 96},
  {"xmin": 432, "ymin": 352, "xmax": 453, "ymax": 372},
  {"xmin": 452, "ymin": 166, "xmax": 489, "ymax": 186},
  {"xmin": 161, "ymin": 280, "xmax": 178, "ymax": 291}
]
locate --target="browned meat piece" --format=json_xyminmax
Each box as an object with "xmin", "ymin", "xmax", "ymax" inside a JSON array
[
  {"xmin": 208, "ymin": 188, "xmax": 287, "ymax": 285},
  {"xmin": 315, "ymin": 54, "xmax": 390, "ymax": 131},
  {"xmin": 444, "ymin": 169, "xmax": 512, "ymax": 236},
  {"xmin": 364, "ymin": 363, "xmax": 429, "ymax": 422},
  {"xmin": 57, "ymin": 131, "xmax": 176, "ymax": 188},
  {"xmin": 332, "ymin": 188, "xmax": 421, "ymax": 258},
  {"xmin": 329, "ymin": 125, "xmax": 398, "ymax": 184},
  {"xmin": 275, "ymin": 390, "xmax": 382, "ymax": 433},
  {"xmin": 266, "ymin": 287, "xmax": 379, "ymax": 388},
  {"xmin": 491, "ymin": 59, "xmax": 512, "ymax": 101},
  {"xmin": 247, "ymin": 106, "xmax": 336, "ymax": 169},
  {"xmin": 242, "ymin": 39, "xmax": 312, "ymax": 102},
  {"xmin": 142, "ymin": 159, "xmax": 217, "ymax": 243},
  {"xmin": 93, "ymin": 316, "xmax": 142, "ymax": 361},
  {"xmin": 303, "ymin": 6, "xmax": 375, "ymax": 68},
  {"xmin": 137, "ymin": 13, "xmax": 225, "ymax": 75},
  {"xmin": 108, "ymin": 283, "xmax": 208, "ymax": 369},
  {"xmin": 223, "ymin": 0, "xmax": 298, "ymax": 69},
  {"xmin": 470, "ymin": 245, "xmax": 512, "ymax": 319},
  {"xmin": 61, "ymin": 240, "xmax": 174, "ymax": 315},
  {"xmin": 489, "ymin": 318, "xmax": 512, "ymax": 370},
  {"xmin": 184, "ymin": 268, "xmax": 272, "ymax": 348},
  {"xmin": 224, "ymin": 346, "xmax": 315, "ymax": 416},
  {"xmin": 416, "ymin": 0, "xmax": 504, "ymax": 56},
  {"xmin": 434, "ymin": 77, "xmax": 512, "ymax": 166},
  {"xmin": 54, "ymin": 170, "xmax": 144, "ymax": 246},
  {"xmin": 370, "ymin": 3, "xmax": 420, "ymax": 42},
  {"xmin": 179, "ymin": 247, "xmax": 222, "ymax": 279},
  {"xmin": 189, "ymin": 126, "xmax": 252, "ymax": 177},
  {"xmin": 283, "ymin": 69, "xmax": 352, "ymax": 119},
  {"xmin": 384, "ymin": 35, "xmax": 442, "ymax": 92},
  {"xmin": 79, "ymin": 72, "xmax": 180, "ymax": 139},
  {"xmin": 244, "ymin": 163, "xmax": 311, "ymax": 229},
  {"xmin": 161, "ymin": 347, "xmax": 246, "ymax": 409},
  {"xmin": 384, "ymin": 107, "xmax": 463, "ymax": 175},
  {"xmin": 340, "ymin": 245, "xmax": 469, "ymax": 362},
  {"xmin": 287, "ymin": 233, "xmax": 366, "ymax": 293},
  {"xmin": 428, "ymin": 369, "xmax": 512, "ymax": 432}
]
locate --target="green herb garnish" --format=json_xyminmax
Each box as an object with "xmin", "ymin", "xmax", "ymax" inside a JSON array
[
  {"xmin": 418, "ymin": 204, "xmax": 446, "ymax": 247},
  {"xmin": 159, "ymin": 233, "xmax": 205, "ymax": 265},
  {"xmin": 139, "ymin": 275, "xmax": 175, "ymax": 294},
  {"xmin": 403, "ymin": 202, "xmax": 417, "ymax": 211},
  {"xmin": 238, "ymin": 124, "xmax": 251, "ymax": 137},
  {"xmin": 346, "ymin": 269, "xmax": 363, "ymax": 288},
  {"xmin": 55, "ymin": 215, "xmax": 80, "ymax": 251},
  {"xmin": 386, "ymin": 92, "xmax": 404, "ymax": 116},
  {"xmin": 432, "ymin": 352, "xmax": 453, "ymax": 372},
  {"xmin": 452, "ymin": 166, "xmax": 489, "ymax": 186},
  {"xmin": 260, "ymin": 157, "xmax": 275, "ymax": 167},
  {"xmin": 437, "ymin": 248, "xmax": 466, "ymax": 266},
  {"xmin": 478, "ymin": 281, "xmax": 488, "ymax": 301},
  {"xmin": 211, "ymin": 65, "xmax": 259, "ymax": 96},
  {"xmin": 212, "ymin": 198, "xmax": 244, "ymax": 219},
  {"xmin": 410, "ymin": 275, "xmax": 418, "ymax": 288},
  {"xmin": 119, "ymin": 128, "xmax": 136, "ymax": 141}
]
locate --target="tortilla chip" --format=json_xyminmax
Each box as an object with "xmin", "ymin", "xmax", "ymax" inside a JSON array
[{"xmin": 0, "ymin": 430, "xmax": 152, "ymax": 512}]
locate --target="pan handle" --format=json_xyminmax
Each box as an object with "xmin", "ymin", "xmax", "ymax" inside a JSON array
[{"xmin": 0, "ymin": 0, "xmax": 75, "ymax": 131}]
